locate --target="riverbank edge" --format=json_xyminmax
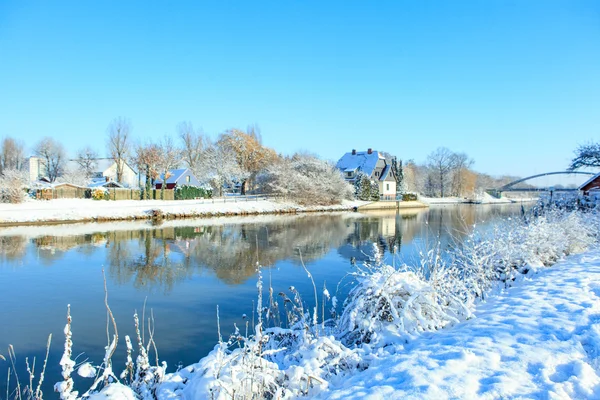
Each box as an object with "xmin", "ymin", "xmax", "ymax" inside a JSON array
[{"xmin": 0, "ymin": 198, "xmax": 378, "ymax": 227}]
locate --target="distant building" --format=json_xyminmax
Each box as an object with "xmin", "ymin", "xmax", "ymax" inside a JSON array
[
  {"xmin": 579, "ymin": 172, "xmax": 600, "ymax": 195},
  {"xmin": 155, "ymin": 168, "xmax": 201, "ymax": 190},
  {"xmin": 336, "ymin": 148, "xmax": 396, "ymax": 198},
  {"xmin": 28, "ymin": 156, "xmax": 44, "ymax": 182},
  {"xmin": 28, "ymin": 156, "xmax": 138, "ymax": 187},
  {"xmin": 83, "ymin": 158, "xmax": 138, "ymax": 188}
]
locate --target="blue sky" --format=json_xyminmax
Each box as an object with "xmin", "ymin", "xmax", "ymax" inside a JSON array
[{"xmin": 1, "ymin": 0, "xmax": 598, "ymax": 177}]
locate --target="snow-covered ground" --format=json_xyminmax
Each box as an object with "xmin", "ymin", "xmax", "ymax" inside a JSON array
[
  {"xmin": 0, "ymin": 198, "xmax": 367, "ymax": 225},
  {"xmin": 420, "ymin": 193, "xmax": 538, "ymax": 205},
  {"xmin": 323, "ymin": 248, "xmax": 600, "ymax": 399}
]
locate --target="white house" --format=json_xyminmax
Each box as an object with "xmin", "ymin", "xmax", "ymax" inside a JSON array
[
  {"xmin": 87, "ymin": 158, "xmax": 138, "ymax": 188},
  {"xmin": 336, "ymin": 149, "xmax": 397, "ymax": 198}
]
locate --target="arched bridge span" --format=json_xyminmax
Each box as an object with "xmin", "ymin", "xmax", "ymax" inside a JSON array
[{"xmin": 499, "ymin": 171, "xmax": 596, "ymax": 191}]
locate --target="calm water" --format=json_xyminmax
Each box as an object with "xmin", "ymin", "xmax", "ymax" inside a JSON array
[{"xmin": 0, "ymin": 204, "xmax": 526, "ymax": 396}]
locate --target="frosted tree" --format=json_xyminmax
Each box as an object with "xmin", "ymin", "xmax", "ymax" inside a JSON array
[
  {"xmin": 34, "ymin": 137, "xmax": 66, "ymax": 182},
  {"xmin": 354, "ymin": 173, "xmax": 372, "ymax": 201},
  {"xmin": 217, "ymin": 128, "xmax": 277, "ymax": 194},
  {"xmin": 257, "ymin": 152, "xmax": 353, "ymax": 205},
  {"xmin": 370, "ymin": 180, "xmax": 380, "ymax": 201},
  {"xmin": 426, "ymin": 147, "xmax": 456, "ymax": 197},
  {"xmin": 569, "ymin": 142, "xmax": 600, "ymax": 170},
  {"xmin": 133, "ymin": 141, "xmax": 162, "ymax": 198},
  {"xmin": 0, "ymin": 137, "xmax": 26, "ymax": 174},
  {"xmin": 106, "ymin": 117, "xmax": 132, "ymax": 183},
  {"xmin": 157, "ymin": 135, "xmax": 181, "ymax": 199},
  {"xmin": 74, "ymin": 146, "xmax": 99, "ymax": 180},
  {"xmin": 178, "ymin": 121, "xmax": 207, "ymax": 173}
]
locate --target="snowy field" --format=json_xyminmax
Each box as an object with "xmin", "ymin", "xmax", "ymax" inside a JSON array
[{"xmin": 0, "ymin": 198, "xmax": 367, "ymax": 225}]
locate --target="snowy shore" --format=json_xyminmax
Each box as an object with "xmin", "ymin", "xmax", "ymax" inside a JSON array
[
  {"xmin": 322, "ymin": 248, "xmax": 600, "ymax": 399},
  {"xmin": 94, "ymin": 247, "xmax": 600, "ymax": 399},
  {"xmin": 0, "ymin": 198, "xmax": 369, "ymax": 226}
]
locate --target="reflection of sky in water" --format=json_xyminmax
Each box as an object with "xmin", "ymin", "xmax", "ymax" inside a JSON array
[{"xmin": 0, "ymin": 204, "xmax": 527, "ymax": 395}]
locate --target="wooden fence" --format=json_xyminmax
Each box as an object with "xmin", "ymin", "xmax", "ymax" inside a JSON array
[{"xmin": 31, "ymin": 188, "xmax": 176, "ymax": 201}]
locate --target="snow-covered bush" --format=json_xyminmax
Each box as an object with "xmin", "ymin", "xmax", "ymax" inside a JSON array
[
  {"xmin": 258, "ymin": 153, "xmax": 354, "ymax": 206},
  {"xmin": 0, "ymin": 168, "xmax": 28, "ymax": 203},
  {"xmin": 338, "ymin": 245, "xmax": 470, "ymax": 346}
]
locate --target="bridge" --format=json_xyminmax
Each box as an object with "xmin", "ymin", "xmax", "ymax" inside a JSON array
[{"xmin": 488, "ymin": 171, "xmax": 597, "ymax": 198}]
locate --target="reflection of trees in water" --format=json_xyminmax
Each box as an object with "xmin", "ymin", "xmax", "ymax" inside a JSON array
[
  {"xmin": 0, "ymin": 236, "xmax": 27, "ymax": 261},
  {"xmin": 186, "ymin": 215, "xmax": 353, "ymax": 285},
  {"xmin": 102, "ymin": 215, "xmax": 355, "ymax": 288},
  {"xmin": 107, "ymin": 228, "xmax": 193, "ymax": 293}
]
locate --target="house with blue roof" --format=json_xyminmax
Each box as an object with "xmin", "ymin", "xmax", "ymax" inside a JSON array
[
  {"xmin": 155, "ymin": 168, "xmax": 201, "ymax": 190},
  {"xmin": 336, "ymin": 148, "xmax": 397, "ymax": 198}
]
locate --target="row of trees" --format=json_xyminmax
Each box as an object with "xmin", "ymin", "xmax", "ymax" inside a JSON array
[{"xmin": 6, "ymin": 117, "xmax": 600, "ymax": 202}]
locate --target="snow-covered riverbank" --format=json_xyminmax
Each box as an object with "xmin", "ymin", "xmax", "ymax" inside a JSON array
[
  {"xmin": 0, "ymin": 198, "xmax": 368, "ymax": 225},
  {"xmin": 87, "ymin": 246, "xmax": 600, "ymax": 399},
  {"xmin": 323, "ymin": 248, "xmax": 600, "ymax": 399}
]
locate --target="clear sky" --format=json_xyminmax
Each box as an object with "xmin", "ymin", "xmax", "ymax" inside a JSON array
[{"xmin": 1, "ymin": 0, "xmax": 599, "ymax": 177}]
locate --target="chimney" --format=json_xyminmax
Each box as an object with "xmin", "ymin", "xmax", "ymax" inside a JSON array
[
  {"xmin": 367, "ymin": 148, "xmax": 372, "ymax": 154},
  {"xmin": 352, "ymin": 149, "xmax": 356, "ymax": 155}
]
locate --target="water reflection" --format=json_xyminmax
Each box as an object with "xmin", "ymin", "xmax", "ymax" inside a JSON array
[
  {"xmin": 0, "ymin": 205, "xmax": 526, "ymax": 290},
  {"xmin": 0, "ymin": 204, "xmax": 529, "ymax": 396}
]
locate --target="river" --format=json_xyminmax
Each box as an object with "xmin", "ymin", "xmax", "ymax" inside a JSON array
[{"xmin": 0, "ymin": 204, "xmax": 527, "ymax": 397}]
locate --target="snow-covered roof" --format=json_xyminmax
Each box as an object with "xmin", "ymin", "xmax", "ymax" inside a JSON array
[
  {"xmin": 88, "ymin": 179, "xmax": 124, "ymax": 188},
  {"xmin": 380, "ymin": 165, "xmax": 391, "ymax": 181},
  {"xmin": 336, "ymin": 151, "xmax": 380, "ymax": 177},
  {"xmin": 155, "ymin": 168, "xmax": 189, "ymax": 184},
  {"xmin": 578, "ymin": 172, "xmax": 600, "ymax": 190}
]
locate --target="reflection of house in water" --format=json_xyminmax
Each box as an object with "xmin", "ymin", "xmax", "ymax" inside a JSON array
[{"xmin": 338, "ymin": 209, "xmax": 425, "ymax": 263}]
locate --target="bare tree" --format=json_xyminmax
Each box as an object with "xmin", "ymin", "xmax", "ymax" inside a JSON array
[
  {"xmin": 133, "ymin": 141, "xmax": 162, "ymax": 199},
  {"xmin": 0, "ymin": 137, "xmax": 25, "ymax": 174},
  {"xmin": 450, "ymin": 152, "xmax": 474, "ymax": 197},
  {"xmin": 426, "ymin": 147, "xmax": 456, "ymax": 197},
  {"xmin": 34, "ymin": 137, "xmax": 66, "ymax": 182},
  {"xmin": 75, "ymin": 146, "xmax": 99, "ymax": 179},
  {"xmin": 178, "ymin": 121, "xmax": 206, "ymax": 172},
  {"xmin": 569, "ymin": 142, "xmax": 600, "ymax": 170},
  {"xmin": 106, "ymin": 117, "xmax": 132, "ymax": 183},
  {"xmin": 157, "ymin": 136, "xmax": 181, "ymax": 199}
]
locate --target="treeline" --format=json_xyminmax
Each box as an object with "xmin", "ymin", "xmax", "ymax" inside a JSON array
[
  {"xmin": 402, "ymin": 147, "xmax": 527, "ymax": 198},
  {"xmin": 0, "ymin": 119, "xmax": 354, "ymax": 205},
  {"xmin": 1, "ymin": 118, "xmax": 536, "ymax": 202}
]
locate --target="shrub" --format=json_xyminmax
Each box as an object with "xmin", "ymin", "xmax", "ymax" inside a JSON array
[
  {"xmin": 174, "ymin": 185, "xmax": 212, "ymax": 200},
  {"xmin": 402, "ymin": 193, "xmax": 418, "ymax": 201},
  {"xmin": 0, "ymin": 169, "xmax": 28, "ymax": 204},
  {"xmin": 91, "ymin": 187, "xmax": 108, "ymax": 200}
]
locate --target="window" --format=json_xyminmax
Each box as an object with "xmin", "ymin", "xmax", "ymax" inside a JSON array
[
  {"xmin": 186, "ymin": 175, "xmax": 191, "ymax": 183},
  {"xmin": 375, "ymin": 171, "xmax": 379, "ymax": 177},
  {"xmin": 346, "ymin": 171, "xmax": 353, "ymax": 177},
  {"xmin": 386, "ymin": 183, "xmax": 390, "ymax": 191}
]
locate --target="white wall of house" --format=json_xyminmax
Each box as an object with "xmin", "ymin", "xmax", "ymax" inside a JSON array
[
  {"xmin": 103, "ymin": 161, "xmax": 138, "ymax": 188},
  {"xmin": 379, "ymin": 179, "xmax": 396, "ymax": 196},
  {"xmin": 28, "ymin": 157, "xmax": 42, "ymax": 182}
]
